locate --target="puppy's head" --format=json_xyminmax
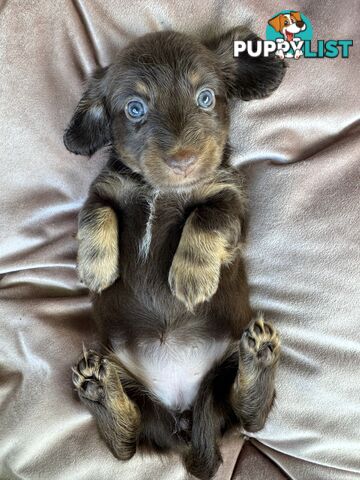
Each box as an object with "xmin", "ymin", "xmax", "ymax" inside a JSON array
[{"xmin": 64, "ymin": 28, "xmax": 285, "ymax": 190}]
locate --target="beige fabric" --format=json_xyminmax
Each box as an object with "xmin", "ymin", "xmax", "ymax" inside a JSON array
[
  {"xmin": 233, "ymin": 441, "xmax": 288, "ymax": 479},
  {"xmin": 0, "ymin": 1, "xmax": 359, "ymax": 479}
]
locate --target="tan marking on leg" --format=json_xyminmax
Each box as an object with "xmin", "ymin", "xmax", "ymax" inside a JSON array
[
  {"xmin": 169, "ymin": 215, "xmax": 235, "ymax": 311},
  {"xmin": 231, "ymin": 315, "xmax": 281, "ymax": 432},
  {"xmin": 77, "ymin": 207, "xmax": 118, "ymax": 292},
  {"xmin": 72, "ymin": 351, "xmax": 140, "ymax": 460}
]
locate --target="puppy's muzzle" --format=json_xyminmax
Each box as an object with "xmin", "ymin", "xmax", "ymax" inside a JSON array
[
  {"xmin": 165, "ymin": 149, "xmax": 198, "ymax": 176},
  {"xmin": 296, "ymin": 20, "xmax": 305, "ymax": 28}
]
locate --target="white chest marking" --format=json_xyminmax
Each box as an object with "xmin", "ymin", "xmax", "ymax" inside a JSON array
[
  {"xmin": 138, "ymin": 191, "xmax": 159, "ymax": 260},
  {"xmin": 116, "ymin": 336, "xmax": 230, "ymax": 411}
]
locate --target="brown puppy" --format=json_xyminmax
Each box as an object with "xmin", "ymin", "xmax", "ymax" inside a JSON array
[{"xmin": 65, "ymin": 27, "xmax": 284, "ymax": 479}]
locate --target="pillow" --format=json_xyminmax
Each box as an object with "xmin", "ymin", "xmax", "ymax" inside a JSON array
[{"xmin": 0, "ymin": 1, "xmax": 358, "ymax": 479}]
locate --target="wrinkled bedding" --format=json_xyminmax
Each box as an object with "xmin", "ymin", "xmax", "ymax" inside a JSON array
[{"xmin": 0, "ymin": 1, "xmax": 359, "ymax": 479}]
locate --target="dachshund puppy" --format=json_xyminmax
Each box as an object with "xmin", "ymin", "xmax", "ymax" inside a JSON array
[{"xmin": 65, "ymin": 27, "xmax": 284, "ymax": 479}]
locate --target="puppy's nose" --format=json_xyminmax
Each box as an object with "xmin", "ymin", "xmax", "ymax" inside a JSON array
[
  {"xmin": 165, "ymin": 149, "xmax": 198, "ymax": 175},
  {"xmin": 296, "ymin": 20, "xmax": 305, "ymax": 28}
]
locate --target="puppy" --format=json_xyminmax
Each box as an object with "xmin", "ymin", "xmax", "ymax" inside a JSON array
[
  {"xmin": 65, "ymin": 27, "xmax": 284, "ymax": 479},
  {"xmin": 268, "ymin": 11, "xmax": 307, "ymax": 59}
]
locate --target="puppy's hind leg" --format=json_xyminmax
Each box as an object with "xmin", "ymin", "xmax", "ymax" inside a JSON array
[
  {"xmin": 184, "ymin": 371, "xmax": 222, "ymax": 479},
  {"xmin": 72, "ymin": 349, "xmax": 140, "ymax": 460},
  {"xmin": 230, "ymin": 315, "xmax": 280, "ymax": 432}
]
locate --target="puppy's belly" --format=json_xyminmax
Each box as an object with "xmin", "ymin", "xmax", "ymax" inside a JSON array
[{"xmin": 115, "ymin": 336, "xmax": 230, "ymax": 411}]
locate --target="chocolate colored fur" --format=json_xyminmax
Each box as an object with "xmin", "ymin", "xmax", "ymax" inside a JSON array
[{"xmin": 66, "ymin": 27, "xmax": 284, "ymax": 479}]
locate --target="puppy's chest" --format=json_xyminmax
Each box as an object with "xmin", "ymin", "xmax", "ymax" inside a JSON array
[
  {"xmin": 125, "ymin": 190, "xmax": 188, "ymax": 262},
  {"xmin": 138, "ymin": 191, "xmax": 163, "ymax": 260}
]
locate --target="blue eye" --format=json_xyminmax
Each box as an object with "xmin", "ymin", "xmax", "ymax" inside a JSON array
[
  {"xmin": 125, "ymin": 98, "xmax": 147, "ymax": 121},
  {"xmin": 196, "ymin": 88, "xmax": 215, "ymax": 110}
]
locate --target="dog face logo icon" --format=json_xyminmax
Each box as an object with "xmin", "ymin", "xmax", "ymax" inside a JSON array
[
  {"xmin": 267, "ymin": 10, "xmax": 312, "ymax": 59},
  {"xmin": 269, "ymin": 12, "xmax": 306, "ymax": 41}
]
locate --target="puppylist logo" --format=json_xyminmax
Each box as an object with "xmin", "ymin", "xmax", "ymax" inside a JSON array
[
  {"xmin": 267, "ymin": 10, "xmax": 311, "ymax": 59},
  {"xmin": 234, "ymin": 10, "xmax": 353, "ymax": 60}
]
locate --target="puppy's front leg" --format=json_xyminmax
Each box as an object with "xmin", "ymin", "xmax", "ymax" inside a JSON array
[
  {"xmin": 78, "ymin": 192, "xmax": 119, "ymax": 293},
  {"xmin": 169, "ymin": 184, "xmax": 245, "ymax": 311},
  {"xmin": 77, "ymin": 168, "xmax": 139, "ymax": 293}
]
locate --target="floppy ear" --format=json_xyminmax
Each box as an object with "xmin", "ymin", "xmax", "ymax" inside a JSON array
[
  {"xmin": 64, "ymin": 67, "xmax": 111, "ymax": 156},
  {"xmin": 268, "ymin": 15, "xmax": 281, "ymax": 32},
  {"xmin": 205, "ymin": 26, "xmax": 286, "ymax": 101},
  {"xmin": 291, "ymin": 11, "xmax": 302, "ymax": 22}
]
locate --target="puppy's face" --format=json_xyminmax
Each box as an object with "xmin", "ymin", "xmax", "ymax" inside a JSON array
[
  {"xmin": 64, "ymin": 29, "xmax": 285, "ymax": 190},
  {"xmin": 109, "ymin": 34, "xmax": 229, "ymax": 189}
]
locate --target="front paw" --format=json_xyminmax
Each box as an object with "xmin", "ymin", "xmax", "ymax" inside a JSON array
[
  {"xmin": 77, "ymin": 242, "xmax": 118, "ymax": 293},
  {"xmin": 168, "ymin": 252, "xmax": 221, "ymax": 312},
  {"xmin": 240, "ymin": 315, "xmax": 280, "ymax": 367},
  {"xmin": 77, "ymin": 207, "xmax": 119, "ymax": 293}
]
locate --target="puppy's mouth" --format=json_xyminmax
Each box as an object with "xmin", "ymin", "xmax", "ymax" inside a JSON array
[
  {"xmin": 168, "ymin": 163, "xmax": 196, "ymax": 178},
  {"xmin": 140, "ymin": 139, "xmax": 225, "ymax": 190},
  {"xmin": 284, "ymin": 30, "xmax": 294, "ymax": 42},
  {"xmin": 141, "ymin": 156, "xmax": 215, "ymax": 191},
  {"xmin": 164, "ymin": 164, "xmax": 202, "ymax": 189}
]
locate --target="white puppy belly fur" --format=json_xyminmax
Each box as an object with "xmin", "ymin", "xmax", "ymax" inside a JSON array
[{"xmin": 115, "ymin": 336, "xmax": 231, "ymax": 411}]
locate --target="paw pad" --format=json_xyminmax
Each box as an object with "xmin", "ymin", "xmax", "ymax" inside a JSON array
[
  {"xmin": 72, "ymin": 349, "xmax": 108, "ymax": 402},
  {"xmin": 241, "ymin": 316, "xmax": 280, "ymax": 366}
]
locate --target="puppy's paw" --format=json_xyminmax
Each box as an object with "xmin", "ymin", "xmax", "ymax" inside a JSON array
[
  {"xmin": 77, "ymin": 243, "xmax": 119, "ymax": 293},
  {"xmin": 184, "ymin": 445, "xmax": 222, "ymax": 480},
  {"xmin": 168, "ymin": 252, "xmax": 221, "ymax": 312},
  {"xmin": 72, "ymin": 349, "xmax": 111, "ymax": 403},
  {"xmin": 77, "ymin": 207, "xmax": 119, "ymax": 293},
  {"xmin": 240, "ymin": 315, "xmax": 280, "ymax": 367}
]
